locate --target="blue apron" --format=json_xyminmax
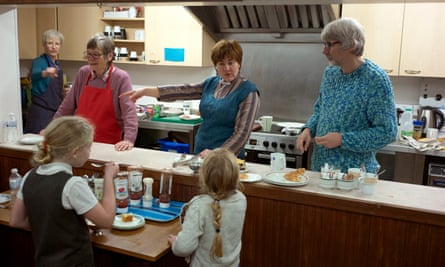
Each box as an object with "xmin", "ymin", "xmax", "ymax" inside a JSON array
[
  {"xmin": 25, "ymin": 55, "xmax": 63, "ymax": 134},
  {"xmin": 194, "ymin": 76, "xmax": 257, "ymax": 158}
]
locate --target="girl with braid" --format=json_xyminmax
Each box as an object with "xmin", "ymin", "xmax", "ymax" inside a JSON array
[{"xmin": 168, "ymin": 148, "xmax": 247, "ymax": 266}]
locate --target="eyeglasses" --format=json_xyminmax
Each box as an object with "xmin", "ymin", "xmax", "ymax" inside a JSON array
[
  {"xmin": 323, "ymin": 41, "xmax": 341, "ymax": 49},
  {"xmin": 83, "ymin": 51, "xmax": 103, "ymax": 59}
]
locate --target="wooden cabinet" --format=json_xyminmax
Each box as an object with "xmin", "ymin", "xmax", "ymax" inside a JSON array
[
  {"xmin": 145, "ymin": 6, "xmax": 215, "ymax": 67},
  {"xmin": 399, "ymin": 3, "xmax": 445, "ymax": 78},
  {"xmin": 17, "ymin": 8, "xmax": 37, "ymax": 59},
  {"xmin": 342, "ymin": 3, "xmax": 403, "ymax": 76},
  {"xmin": 57, "ymin": 6, "xmax": 105, "ymax": 61},
  {"xmin": 342, "ymin": 3, "xmax": 445, "ymax": 78},
  {"xmin": 17, "ymin": 6, "xmax": 104, "ymax": 61}
]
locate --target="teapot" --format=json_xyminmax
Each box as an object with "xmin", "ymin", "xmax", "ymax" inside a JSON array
[{"xmin": 418, "ymin": 106, "xmax": 445, "ymax": 137}]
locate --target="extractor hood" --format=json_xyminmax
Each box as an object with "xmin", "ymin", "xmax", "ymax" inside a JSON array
[{"xmin": 186, "ymin": 4, "xmax": 340, "ymax": 43}]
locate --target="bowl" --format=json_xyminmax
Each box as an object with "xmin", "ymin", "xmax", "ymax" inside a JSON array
[{"xmin": 319, "ymin": 177, "xmax": 336, "ymax": 189}]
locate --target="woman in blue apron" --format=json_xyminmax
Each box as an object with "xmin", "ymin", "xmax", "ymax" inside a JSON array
[
  {"xmin": 121, "ymin": 40, "xmax": 260, "ymax": 159},
  {"xmin": 25, "ymin": 29, "xmax": 64, "ymax": 134}
]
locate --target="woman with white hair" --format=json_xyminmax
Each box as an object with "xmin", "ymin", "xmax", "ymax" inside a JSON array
[
  {"xmin": 25, "ymin": 29, "xmax": 65, "ymax": 134},
  {"xmin": 297, "ymin": 18, "xmax": 398, "ymax": 173}
]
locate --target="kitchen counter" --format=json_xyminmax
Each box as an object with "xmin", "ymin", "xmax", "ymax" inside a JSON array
[
  {"xmin": 381, "ymin": 139, "xmax": 445, "ymax": 157},
  {"xmin": 1, "ymin": 142, "xmax": 445, "ymax": 266}
]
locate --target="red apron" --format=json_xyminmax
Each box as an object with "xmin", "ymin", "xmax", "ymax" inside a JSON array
[{"xmin": 76, "ymin": 66, "xmax": 122, "ymax": 144}]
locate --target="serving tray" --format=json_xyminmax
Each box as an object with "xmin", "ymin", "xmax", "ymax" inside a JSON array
[{"xmin": 127, "ymin": 198, "xmax": 185, "ymax": 222}]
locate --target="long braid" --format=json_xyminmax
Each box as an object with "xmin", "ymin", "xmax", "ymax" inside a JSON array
[{"xmin": 210, "ymin": 198, "xmax": 223, "ymax": 258}]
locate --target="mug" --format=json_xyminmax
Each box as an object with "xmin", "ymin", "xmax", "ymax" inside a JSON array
[
  {"xmin": 270, "ymin": 152, "xmax": 286, "ymax": 171},
  {"xmin": 259, "ymin": 115, "xmax": 273, "ymax": 132}
]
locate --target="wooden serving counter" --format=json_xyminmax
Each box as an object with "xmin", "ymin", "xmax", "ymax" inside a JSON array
[{"xmin": 1, "ymin": 142, "xmax": 445, "ymax": 267}]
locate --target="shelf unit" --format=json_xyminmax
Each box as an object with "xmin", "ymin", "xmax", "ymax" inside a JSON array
[{"xmin": 100, "ymin": 17, "xmax": 146, "ymax": 64}]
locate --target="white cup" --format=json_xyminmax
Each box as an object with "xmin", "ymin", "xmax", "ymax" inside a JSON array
[
  {"xmin": 426, "ymin": 128, "xmax": 439, "ymax": 139},
  {"xmin": 183, "ymin": 102, "xmax": 191, "ymax": 116},
  {"xmin": 130, "ymin": 51, "xmax": 137, "ymax": 58},
  {"xmin": 120, "ymin": 47, "xmax": 128, "ymax": 55},
  {"xmin": 259, "ymin": 115, "xmax": 273, "ymax": 132},
  {"xmin": 270, "ymin": 152, "xmax": 286, "ymax": 171},
  {"xmin": 359, "ymin": 174, "xmax": 378, "ymax": 195}
]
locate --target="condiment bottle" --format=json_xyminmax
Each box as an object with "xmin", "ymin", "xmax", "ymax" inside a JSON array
[
  {"xmin": 413, "ymin": 120, "xmax": 423, "ymax": 140},
  {"xmin": 114, "ymin": 171, "xmax": 129, "ymax": 213},
  {"xmin": 127, "ymin": 165, "xmax": 143, "ymax": 206},
  {"xmin": 159, "ymin": 168, "xmax": 173, "ymax": 208},
  {"xmin": 142, "ymin": 177, "xmax": 154, "ymax": 208}
]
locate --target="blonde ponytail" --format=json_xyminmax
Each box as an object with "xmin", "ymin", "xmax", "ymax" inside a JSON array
[{"xmin": 210, "ymin": 199, "xmax": 223, "ymax": 258}]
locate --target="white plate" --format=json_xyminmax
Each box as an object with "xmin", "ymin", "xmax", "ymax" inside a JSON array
[
  {"xmin": 113, "ymin": 214, "xmax": 145, "ymax": 230},
  {"xmin": 179, "ymin": 114, "xmax": 201, "ymax": 121},
  {"xmin": 135, "ymin": 96, "xmax": 157, "ymax": 106},
  {"xmin": 19, "ymin": 134, "xmax": 44, "ymax": 145},
  {"xmin": 263, "ymin": 171, "xmax": 309, "ymax": 187},
  {"xmin": 417, "ymin": 138, "xmax": 437, "ymax": 144},
  {"xmin": 163, "ymin": 108, "xmax": 183, "ymax": 116},
  {"xmin": 0, "ymin": 194, "xmax": 10, "ymax": 204},
  {"xmin": 275, "ymin": 122, "xmax": 305, "ymax": 129},
  {"xmin": 240, "ymin": 173, "xmax": 262, "ymax": 183}
]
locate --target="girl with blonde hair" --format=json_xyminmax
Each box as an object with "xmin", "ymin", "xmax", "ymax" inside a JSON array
[
  {"xmin": 10, "ymin": 116, "xmax": 119, "ymax": 266},
  {"xmin": 168, "ymin": 148, "xmax": 247, "ymax": 266}
]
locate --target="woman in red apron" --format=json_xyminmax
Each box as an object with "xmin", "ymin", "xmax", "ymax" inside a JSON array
[{"xmin": 54, "ymin": 34, "xmax": 138, "ymax": 151}]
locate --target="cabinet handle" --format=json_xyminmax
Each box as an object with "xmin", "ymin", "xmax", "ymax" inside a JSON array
[
  {"xmin": 384, "ymin": 69, "xmax": 393, "ymax": 74},
  {"xmin": 404, "ymin": 70, "xmax": 421, "ymax": 75}
]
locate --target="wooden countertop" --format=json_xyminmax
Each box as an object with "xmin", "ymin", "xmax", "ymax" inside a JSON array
[{"xmin": 0, "ymin": 199, "xmax": 181, "ymax": 262}]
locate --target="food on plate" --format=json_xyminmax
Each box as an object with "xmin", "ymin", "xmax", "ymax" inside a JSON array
[
  {"xmin": 284, "ymin": 168, "xmax": 306, "ymax": 182},
  {"xmin": 239, "ymin": 173, "xmax": 248, "ymax": 180},
  {"xmin": 237, "ymin": 158, "xmax": 246, "ymax": 171},
  {"xmin": 121, "ymin": 213, "xmax": 134, "ymax": 223},
  {"xmin": 182, "ymin": 115, "xmax": 191, "ymax": 119},
  {"xmin": 343, "ymin": 173, "xmax": 354, "ymax": 181}
]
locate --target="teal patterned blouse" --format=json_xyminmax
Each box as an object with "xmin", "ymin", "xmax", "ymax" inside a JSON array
[{"xmin": 305, "ymin": 59, "xmax": 398, "ymax": 173}]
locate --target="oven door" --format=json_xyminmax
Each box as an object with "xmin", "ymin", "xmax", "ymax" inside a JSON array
[{"xmin": 245, "ymin": 149, "xmax": 304, "ymax": 169}]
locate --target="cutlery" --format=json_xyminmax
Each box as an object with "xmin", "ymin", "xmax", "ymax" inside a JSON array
[{"xmin": 172, "ymin": 154, "xmax": 200, "ymax": 168}]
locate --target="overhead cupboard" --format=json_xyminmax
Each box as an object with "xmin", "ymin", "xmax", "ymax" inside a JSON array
[
  {"xmin": 17, "ymin": 5, "xmax": 215, "ymax": 67},
  {"xmin": 342, "ymin": 3, "xmax": 445, "ymax": 78}
]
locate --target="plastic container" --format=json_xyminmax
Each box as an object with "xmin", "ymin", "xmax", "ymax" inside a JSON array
[
  {"xmin": 9, "ymin": 168, "xmax": 22, "ymax": 206},
  {"xmin": 114, "ymin": 171, "xmax": 129, "ymax": 213},
  {"xmin": 127, "ymin": 165, "xmax": 143, "ymax": 205},
  {"xmin": 4, "ymin": 112, "xmax": 18, "ymax": 143},
  {"xmin": 142, "ymin": 177, "xmax": 154, "ymax": 208},
  {"xmin": 399, "ymin": 108, "xmax": 413, "ymax": 139},
  {"xmin": 157, "ymin": 138, "xmax": 189, "ymax": 154},
  {"xmin": 413, "ymin": 120, "xmax": 423, "ymax": 140}
]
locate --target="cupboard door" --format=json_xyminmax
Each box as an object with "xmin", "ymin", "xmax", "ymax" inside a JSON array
[
  {"xmin": 57, "ymin": 6, "xmax": 105, "ymax": 61},
  {"xmin": 36, "ymin": 8, "xmax": 57, "ymax": 56},
  {"xmin": 146, "ymin": 6, "xmax": 214, "ymax": 67},
  {"xmin": 17, "ymin": 8, "xmax": 37, "ymax": 59},
  {"xmin": 342, "ymin": 3, "xmax": 404, "ymax": 76},
  {"xmin": 400, "ymin": 3, "xmax": 445, "ymax": 77}
]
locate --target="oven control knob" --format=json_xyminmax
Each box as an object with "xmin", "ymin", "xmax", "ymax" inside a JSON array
[
  {"xmin": 271, "ymin": 142, "xmax": 277, "ymax": 148},
  {"xmin": 288, "ymin": 144, "xmax": 295, "ymax": 150},
  {"xmin": 280, "ymin": 143, "xmax": 286, "ymax": 149},
  {"xmin": 263, "ymin": 141, "xmax": 269, "ymax": 147}
]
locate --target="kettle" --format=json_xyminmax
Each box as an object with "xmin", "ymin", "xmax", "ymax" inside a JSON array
[{"xmin": 418, "ymin": 106, "xmax": 445, "ymax": 137}]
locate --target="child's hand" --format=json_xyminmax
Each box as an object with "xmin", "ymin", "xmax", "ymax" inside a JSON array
[{"xmin": 104, "ymin": 162, "xmax": 119, "ymax": 179}]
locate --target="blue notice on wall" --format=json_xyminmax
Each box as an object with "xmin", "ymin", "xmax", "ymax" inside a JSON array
[{"xmin": 164, "ymin": 48, "xmax": 185, "ymax": 62}]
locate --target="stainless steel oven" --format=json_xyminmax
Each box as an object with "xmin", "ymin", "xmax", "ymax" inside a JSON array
[
  {"xmin": 428, "ymin": 163, "xmax": 445, "ymax": 187},
  {"xmin": 244, "ymin": 124, "xmax": 307, "ymax": 169}
]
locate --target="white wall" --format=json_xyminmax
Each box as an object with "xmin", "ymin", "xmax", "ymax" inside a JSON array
[{"xmin": 0, "ymin": 7, "xmax": 22, "ymax": 142}]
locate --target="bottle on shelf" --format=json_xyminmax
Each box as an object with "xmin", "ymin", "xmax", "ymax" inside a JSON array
[
  {"xmin": 4, "ymin": 112, "xmax": 18, "ymax": 143},
  {"xmin": 9, "ymin": 168, "xmax": 22, "ymax": 206}
]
